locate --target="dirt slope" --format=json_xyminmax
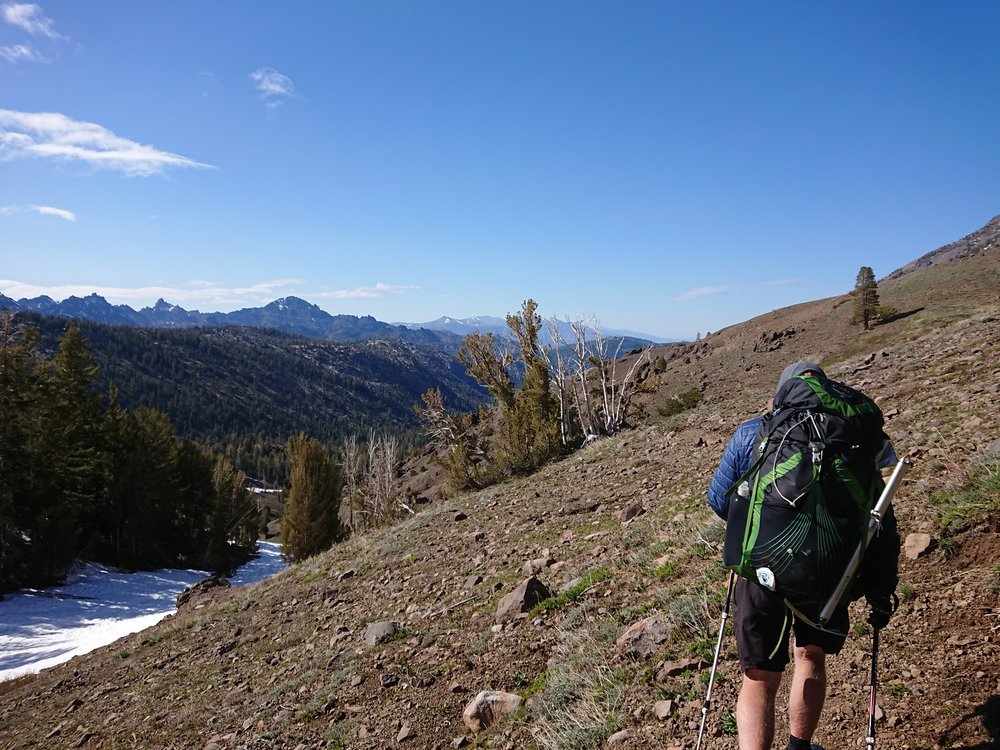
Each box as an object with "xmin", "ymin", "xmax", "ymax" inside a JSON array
[{"xmin": 1, "ymin": 245, "xmax": 998, "ymax": 749}]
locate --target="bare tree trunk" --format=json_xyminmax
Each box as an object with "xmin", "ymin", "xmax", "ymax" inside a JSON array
[
  {"xmin": 364, "ymin": 431, "xmax": 404, "ymax": 527},
  {"xmin": 569, "ymin": 317, "xmax": 598, "ymax": 439},
  {"xmin": 546, "ymin": 318, "xmax": 574, "ymax": 447},
  {"xmin": 588, "ymin": 322, "xmax": 651, "ymax": 434},
  {"xmin": 340, "ymin": 434, "xmax": 363, "ymax": 533}
]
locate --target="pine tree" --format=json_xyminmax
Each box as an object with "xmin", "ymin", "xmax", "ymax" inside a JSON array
[
  {"xmin": 0, "ymin": 314, "xmax": 42, "ymax": 590},
  {"xmin": 113, "ymin": 407, "xmax": 181, "ymax": 569},
  {"xmin": 209, "ymin": 455, "xmax": 258, "ymax": 571},
  {"xmin": 173, "ymin": 440, "xmax": 216, "ymax": 564},
  {"xmin": 456, "ymin": 333, "xmax": 515, "ymax": 409},
  {"xmin": 496, "ymin": 300, "xmax": 560, "ymax": 473},
  {"xmin": 281, "ymin": 433, "xmax": 344, "ymax": 562},
  {"xmin": 48, "ymin": 324, "xmax": 107, "ymax": 557},
  {"xmin": 854, "ymin": 266, "xmax": 880, "ymax": 331},
  {"xmin": 99, "ymin": 386, "xmax": 132, "ymax": 565},
  {"xmin": 20, "ymin": 324, "xmax": 107, "ymax": 581}
]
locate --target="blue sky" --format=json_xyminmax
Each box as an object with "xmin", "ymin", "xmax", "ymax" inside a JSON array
[{"xmin": 2, "ymin": 2, "xmax": 998, "ymax": 340}]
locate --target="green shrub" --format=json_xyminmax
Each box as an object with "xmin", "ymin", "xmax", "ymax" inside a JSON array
[
  {"xmin": 876, "ymin": 305, "xmax": 898, "ymax": 321},
  {"xmin": 657, "ymin": 387, "xmax": 703, "ymax": 417},
  {"xmin": 929, "ymin": 455, "xmax": 1000, "ymax": 535},
  {"xmin": 722, "ymin": 711, "xmax": 738, "ymax": 735},
  {"xmin": 533, "ymin": 568, "xmax": 612, "ymax": 615}
]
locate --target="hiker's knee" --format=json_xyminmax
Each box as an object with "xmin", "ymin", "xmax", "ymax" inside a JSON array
[
  {"xmin": 743, "ymin": 667, "xmax": 782, "ymax": 695},
  {"xmin": 793, "ymin": 644, "xmax": 826, "ymax": 675}
]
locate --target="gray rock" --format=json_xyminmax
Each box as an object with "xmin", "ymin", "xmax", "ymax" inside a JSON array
[
  {"xmin": 657, "ymin": 657, "xmax": 707, "ymax": 679},
  {"xmin": 607, "ymin": 729, "xmax": 631, "ymax": 744},
  {"xmin": 615, "ymin": 615, "xmax": 671, "ymax": 660},
  {"xmin": 495, "ymin": 577, "xmax": 552, "ymax": 622},
  {"xmin": 619, "ymin": 503, "xmax": 646, "ymax": 522},
  {"xmin": 397, "ymin": 724, "xmax": 415, "ymax": 742},
  {"xmin": 176, "ymin": 576, "xmax": 230, "ymax": 611},
  {"xmin": 522, "ymin": 555, "xmax": 555, "ymax": 577},
  {"xmin": 904, "ymin": 533, "xmax": 934, "ymax": 560},
  {"xmin": 462, "ymin": 690, "xmax": 522, "ymax": 732},
  {"xmin": 653, "ymin": 699, "xmax": 675, "ymax": 719},
  {"xmin": 363, "ymin": 621, "xmax": 399, "ymax": 647}
]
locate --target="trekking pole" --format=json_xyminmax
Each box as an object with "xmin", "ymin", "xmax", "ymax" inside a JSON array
[
  {"xmin": 867, "ymin": 626, "xmax": 880, "ymax": 749},
  {"xmin": 695, "ymin": 571, "xmax": 735, "ymax": 750},
  {"xmin": 819, "ymin": 458, "xmax": 909, "ymax": 627}
]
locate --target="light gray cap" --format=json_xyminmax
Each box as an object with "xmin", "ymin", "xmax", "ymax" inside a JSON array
[{"xmin": 777, "ymin": 360, "xmax": 826, "ymax": 389}]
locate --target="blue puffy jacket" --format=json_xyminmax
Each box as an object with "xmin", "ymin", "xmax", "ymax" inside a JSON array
[{"xmin": 706, "ymin": 416, "xmax": 762, "ymax": 519}]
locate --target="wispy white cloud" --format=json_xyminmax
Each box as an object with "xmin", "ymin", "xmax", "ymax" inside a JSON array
[
  {"xmin": 0, "ymin": 41, "xmax": 47, "ymax": 63},
  {"xmin": 0, "ymin": 109, "xmax": 214, "ymax": 176},
  {"xmin": 29, "ymin": 204, "xmax": 76, "ymax": 221},
  {"xmin": 671, "ymin": 278, "xmax": 800, "ymax": 302},
  {"xmin": 671, "ymin": 285, "xmax": 731, "ymax": 302},
  {"xmin": 316, "ymin": 283, "xmax": 420, "ymax": 300},
  {"xmin": 0, "ymin": 203, "xmax": 77, "ymax": 221},
  {"xmin": 249, "ymin": 67, "xmax": 300, "ymax": 109},
  {"xmin": 1, "ymin": 3, "xmax": 62, "ymax": 39},
  {"xmin": 0, "ymin": 280, "xmax": 418, "ymax": 310}
]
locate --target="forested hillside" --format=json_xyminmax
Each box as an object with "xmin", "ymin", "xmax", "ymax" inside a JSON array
[
  {"xmin": 0, "ymin": 318, "xmax": 261, "ymax": 593},
  {"xmin": 20, "ymin": 315, "xmax": 489, "ymax": 480}
]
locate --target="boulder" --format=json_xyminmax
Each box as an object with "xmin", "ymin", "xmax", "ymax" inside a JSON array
[
  {"xmin": 904, "ymin": 533, "xmax": 934, "ymax": 560},
  {"xmin": 615, "ymin": 615, "xmax": 671, "ymax": 660},
  {"xmin": 176, "ymin": 576, "xmax": 230, "ymax": 611},
  {"xmin": 653, "ymin": 699, "xmax": 675, "ymax": 719},
  {"xmin": 522, "ymin": 555, "xmax": 555, "ymax": 577},
  {"xmin": 657, "ymin": 657, "xmax": 707, "ymax": 680},
  {"xmin": 363, "ymin": 621, "xmax": 399, "ymax": 647},
  {"xmin": 495, "ymin": 577, "xmax": 552, "ymax": 622},
  {"xmin": 616, "ymin": 503, "xmax": 646, "ymax": 522},
  {"xmin": 462, "ymin": 691, "xmax": 522, "ymax": 732}
]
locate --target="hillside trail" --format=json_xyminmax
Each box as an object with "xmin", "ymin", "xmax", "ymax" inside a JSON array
[{"xmin": 0, "ymin": 250, "xmax": 998, "ymax": 749}]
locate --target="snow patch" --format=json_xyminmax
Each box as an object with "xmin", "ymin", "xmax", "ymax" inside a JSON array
[{"xmin": 0, "ymin": 541, "xmax": 286, "ymax": 682}]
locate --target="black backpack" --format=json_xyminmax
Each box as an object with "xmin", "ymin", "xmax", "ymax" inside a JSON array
[{"xmin": 722, "ymin": 373, "xmax": 887, "ymax": 629}]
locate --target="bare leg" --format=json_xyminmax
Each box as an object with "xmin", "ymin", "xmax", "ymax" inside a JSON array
[
  {"xmin": 737, "ymin": 668, "xmax": 782, "ymax": 750},
  {"xmin": 789, "ymin": 644, "xmax": 826, "ymax": 742}
]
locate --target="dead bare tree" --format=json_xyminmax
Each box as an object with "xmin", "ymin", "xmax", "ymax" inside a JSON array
[
  {"xmin": 364, "ymin": 431, "xmax": 412, "ymax": 526},
  {"xmin": 339, "ymin": 434, "xmax": 365, "ymax": 533},
  {"xmin": 588, "ymin": 322, "xmax": 651, "ymax": 435},
  {"xmin": 416, "ymin": 387, "xmax": 467, "ymax": 446},
  {"xmin": 568, "ymin": 316, "xmax": 599, "ymax": 440},
  {"xmin": 545, "ymin": 318, "xmax": 575, "ymax": 447},
  {"xmin": 566, "ymin": 316, "xmax": 652, "ymax": 438}
]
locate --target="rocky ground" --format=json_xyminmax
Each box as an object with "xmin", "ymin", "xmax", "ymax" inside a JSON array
[{"xmin": 0, "ymin": 243, "xmax": 998, "ymax": 749}]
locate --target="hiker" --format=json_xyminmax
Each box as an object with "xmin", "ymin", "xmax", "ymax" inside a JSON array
[{"xmin": 707, "ymin": 360, "xmax": 901, "ymax": 750}]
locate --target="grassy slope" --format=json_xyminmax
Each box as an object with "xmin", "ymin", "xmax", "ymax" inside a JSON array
[{"xmin": 1, "ymin": 251, "xmax": 998, "ymax": 750}]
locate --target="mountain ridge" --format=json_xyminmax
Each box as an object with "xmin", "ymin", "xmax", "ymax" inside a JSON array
[
  {"xmin": 0, "ymin": 294, "xmax": 667, "ymax": 349},
  {"xmin": 0, "ymin": 293, "xmax": 467, "ymax": 351}
]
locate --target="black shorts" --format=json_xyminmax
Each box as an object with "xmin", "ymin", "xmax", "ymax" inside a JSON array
[{"xmin": 733, "ymin": 578, "xmax": 849, "ymax": 673}]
